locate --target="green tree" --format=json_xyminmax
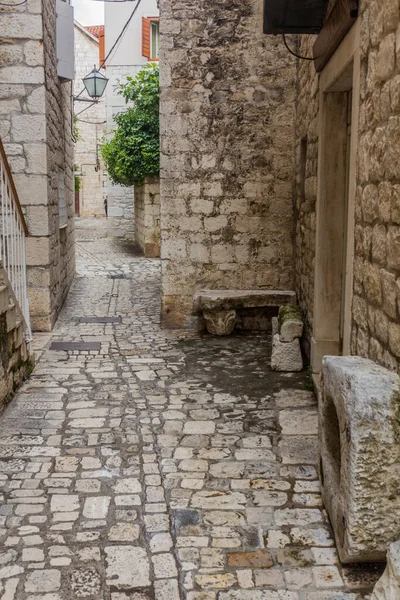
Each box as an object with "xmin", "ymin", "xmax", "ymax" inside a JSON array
[{"xmin": 101, "ymin": 63, "xmax": 159, "ymax": 187}]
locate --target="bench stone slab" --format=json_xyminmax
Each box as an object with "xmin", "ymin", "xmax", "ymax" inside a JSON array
[{"xmin": 194, "ymin": 289, "xmax": 296, "ymax": 312}]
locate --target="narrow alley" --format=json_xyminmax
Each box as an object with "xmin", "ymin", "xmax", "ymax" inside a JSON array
[{"xmin": 0, "ymin": 219, "xmax": 371, "ymax": 599}]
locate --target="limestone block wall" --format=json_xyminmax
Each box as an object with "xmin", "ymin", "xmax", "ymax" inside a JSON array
[
  {"xmin": 0, "ymin": 0, "xmax": 75, "ymax": 331},
  {"xmin": 105, "ymin": 171, "xmax": 135, "ymax": 240},
  {"xmin": 0, "ymin": 268, "xmax": 31, "ymax": 411},
  {"xmin": 352, "ymin": 0, "xmax": 400, "ymax": 370},
  {"xmin": 160, "ymin": 0, "xmax": 297, "ymax": 328},
  {"xmin": 74, "ymin": 24, "xmax": 106, "ymax": 218},
  {"xmin": 293, "ymin": 36, "xmax": 319, "ymax": 358},
  {"xmin": 294, "ymin": 0, "xmax": 400, "ymax": 370},
  {"xmin": 135, "ymin": 177, "xmax": 160, "ymax": 258}
]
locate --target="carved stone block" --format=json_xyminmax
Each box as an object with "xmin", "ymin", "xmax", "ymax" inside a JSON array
[
  {"xmin": 320, "ymin": 356, "xmax": 400, "ymax": 563},
  {"xmin": 203, "ymin": 309, "xmax": 236, "ymax": 336},
  {"xmin": 270, "ymin": 334, "xmax": 303, "ymax": 372}
]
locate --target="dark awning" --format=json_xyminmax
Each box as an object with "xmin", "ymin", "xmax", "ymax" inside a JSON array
[{"xmin": 263, "ymin": 0, "xmax": 329, "ymax": 34}]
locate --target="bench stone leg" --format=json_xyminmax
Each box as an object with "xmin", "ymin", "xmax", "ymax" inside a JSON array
[{"xmin": 203, "ymin": 309, "xmax": 236, "ymax": 335}]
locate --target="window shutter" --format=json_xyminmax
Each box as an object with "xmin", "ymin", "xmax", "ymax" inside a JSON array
[
  {"xmin": 99, "ymin": 31, "xmax": 105, "ymax": 66},
  {"xmin": 56, "ymin": 0, "xmax": 75, "ymax": 81},
  {"xmin": 142, "ymin": 17, "xmax": 151, "ymax": 59}
]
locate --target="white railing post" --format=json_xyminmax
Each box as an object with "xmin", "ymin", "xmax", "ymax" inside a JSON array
[{"xmin": 0, "ymin": 139, "xmax": 32, "ymax": 341}]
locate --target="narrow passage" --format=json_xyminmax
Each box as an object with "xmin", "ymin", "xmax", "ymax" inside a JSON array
[{"xmin": 0, "ymin": 219, "xmax": 371, "ymax": 599}]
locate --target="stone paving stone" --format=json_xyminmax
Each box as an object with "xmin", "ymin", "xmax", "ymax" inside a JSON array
[{"xmin": 0, "ymin": 219, "xmax": 371, "ymax": 599}]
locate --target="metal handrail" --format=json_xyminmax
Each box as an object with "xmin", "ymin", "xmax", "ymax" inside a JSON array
[
  {"xmin": 0, "ymin": 140, "xmax": 28, "ymax": 236},
  {"xmin": 0, "ymin": 138, "xmax": 31, "ymax": 340}
]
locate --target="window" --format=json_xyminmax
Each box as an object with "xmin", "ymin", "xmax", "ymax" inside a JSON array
[
  {"xmin": 142, "ymin": 17, "xmax": 159, "ymax": 61},
  {"xmin": 58, "ymin": 170, "xmax": 67, "ymax": 229},
  {"xmin": 151, "ymin": 21, "xmax": 159, "ymax": 60}
]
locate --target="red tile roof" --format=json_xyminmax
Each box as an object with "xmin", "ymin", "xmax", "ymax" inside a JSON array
[{"xmin": 85, "ymin": 25, "xmax": 104, "ymax": 39}]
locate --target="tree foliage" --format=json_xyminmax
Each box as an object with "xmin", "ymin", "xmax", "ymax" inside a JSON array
[{"xmin": 101, "ymin": 63, "xmax": 159, "ymax": 187}]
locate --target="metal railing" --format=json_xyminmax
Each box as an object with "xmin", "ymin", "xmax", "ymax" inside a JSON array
[{"xmin": 0, "ymin": 139, "xmax": 31, "ymax": 340}]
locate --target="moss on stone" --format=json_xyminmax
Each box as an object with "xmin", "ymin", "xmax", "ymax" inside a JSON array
[{"xmin": 279, "ymin": 304, "xmax": 303, "ymax": 326}]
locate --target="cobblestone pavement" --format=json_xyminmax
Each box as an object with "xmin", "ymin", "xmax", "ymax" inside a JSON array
[{"xmin": 0, "ymin": 218, "xmax": 378, "ymax": 599}]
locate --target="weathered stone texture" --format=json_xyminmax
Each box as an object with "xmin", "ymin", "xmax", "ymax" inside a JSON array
[
  {"xmin": 135, "ymin": 177, "xmax": 161, "ymax": 257},
  {"xmin": 160, "ymin": 0, "xmax": 296, "ymax": 328},
  {"xmin": 371, "ymin": 540, "xmax": 400, "ymax": 599},
  {"xmin": 271, "ymin": 335, "xmax": 303, "ymax": 372},
  {"xmin": 0, "ymin": 0, "xmax": 75, "ymax": 331},
  {"xmin": 320, "ymin": 356, "xmax": 400, "ymax": 563},
  {"xmin": 295, "ymin": 0, "xmax": 400, "ymax": 368},
  {"xmin": 0, "ymin": 268, "xmax": 31, "ymax": 410}
]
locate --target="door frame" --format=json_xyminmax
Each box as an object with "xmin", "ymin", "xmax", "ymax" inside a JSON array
[{"xmin": 311, "ymin": 20, "xmax": 361, "ymax": 374}]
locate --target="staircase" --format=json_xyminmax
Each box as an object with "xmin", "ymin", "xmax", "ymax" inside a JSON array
[{"xmin": 0, "ymin": 138, "xmax": 32, "ymax": 409}]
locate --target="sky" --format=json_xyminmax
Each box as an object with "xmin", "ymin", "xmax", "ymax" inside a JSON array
[{"xmin": 72, "ymin": 0, "xmax": 104, "ymax": 25}]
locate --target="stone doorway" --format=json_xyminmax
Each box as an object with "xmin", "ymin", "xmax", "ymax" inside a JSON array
[{"xmin": 311, "ymin": 22, "xmax": 360, "ymax": 375}]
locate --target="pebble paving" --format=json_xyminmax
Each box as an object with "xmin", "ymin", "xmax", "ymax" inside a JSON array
[{"xmin": 0, "ymin": 219, "xmax": 376, "ymax": 599}]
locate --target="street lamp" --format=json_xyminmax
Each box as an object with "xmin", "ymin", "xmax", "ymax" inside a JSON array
[
  {"xmin": 83, "ymin": 67, "xmax": 108, "ymax": 99},
  {"xmin": 74, "ymin": 66, "xmax": 108, "ymax": 103}
]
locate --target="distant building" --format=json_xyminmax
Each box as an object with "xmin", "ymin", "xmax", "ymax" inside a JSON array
[
  {"xmin": 74, "ymin": 22, "xmax": 106, "ymax": 218},
  {"xmin": 104, "ymin": 0, "xmax": 159, "ymax": 239}
]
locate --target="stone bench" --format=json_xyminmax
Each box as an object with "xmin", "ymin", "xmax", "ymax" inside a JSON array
[{"xmin": 194, "ymin": 289, "xmax": 297, "ymax": 335}]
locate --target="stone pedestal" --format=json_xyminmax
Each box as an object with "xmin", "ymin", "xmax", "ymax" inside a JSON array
[
  {"xmin": 371, "ymin": 541, "xmax": 400, "ymax": 599},
  {"xmin": 320, "ymin": 356, "xmax": 400, "ymax": 563},
  {"xmin": 270, "ymin": 305, "xmax": 303, "ymax": 371},
  {"xmin": 203, "ymin": 310, "xmax": 236, "ymax": 335},
  {"xmin": 271, "ymin": 335, "xmax": 303, "ymax": 371}
]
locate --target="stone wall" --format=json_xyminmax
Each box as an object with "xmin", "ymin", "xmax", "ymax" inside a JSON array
[
  {"xmin": 0, "ymin": 0, "xmax": 75, "ymax": 331},
  {"xmin": 0, "ymin": 268, "xmax": 31, "ymax": 411},
  {"xmin": 159, "ymin": 0, "xmax": 297, "ymax": 328},
  {"xmin": 135, "ymin": 177, "xmax": 160, "ymax": 258},
  {"xmin": 293, "ymin": 35, "xmax": 318, "ymax": 359},
  {"xmin": 352, "ymin": 0, "xmax": 400, "ymax": 370},
  {"xmin": 294, "ymin": 0, "xmax": 400, "ymax": 370},
  {"xmin": 40, "ymin": 0, "xmax": 75, "ymax": 331},
  {"xmin": 74, "ymin": 24, "xmax": 106, "ymax": 218},
  {"xmin": 104, "ymin": 169, "xmax": 135, "ymax": 240}
]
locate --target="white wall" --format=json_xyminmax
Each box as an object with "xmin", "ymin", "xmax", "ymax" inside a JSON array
[
  {"xmin": 105, "ymin": 0, "xmax": 158, "ymax": 68},
  {"xmin": 105, "ymin": 0, "xmax": 159, "ymax": 128}
]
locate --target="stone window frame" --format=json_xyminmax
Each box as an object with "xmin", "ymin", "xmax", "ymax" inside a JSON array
[{"xmin": 311, "ymin": 19, "xmax": 361, "ymax": 376}]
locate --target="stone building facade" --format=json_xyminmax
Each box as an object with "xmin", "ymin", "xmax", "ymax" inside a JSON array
[
  {"xmin": 0, "ymin": 0, "xmax": 75, "ymax": 331},
  {"xmin": 74, "ymin": 22, "xmax": 106, "ymax": 218},
  {"xmin": 294, "ymin": 0, "xmax": 400, "ymax": 373},
  {"xmin": 160, "ymin": 0, "xmax": 400, "ymax": 377},
  {"xmin": 159, "ymin": 0, "xmax": 297, "ymax": 328}
]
